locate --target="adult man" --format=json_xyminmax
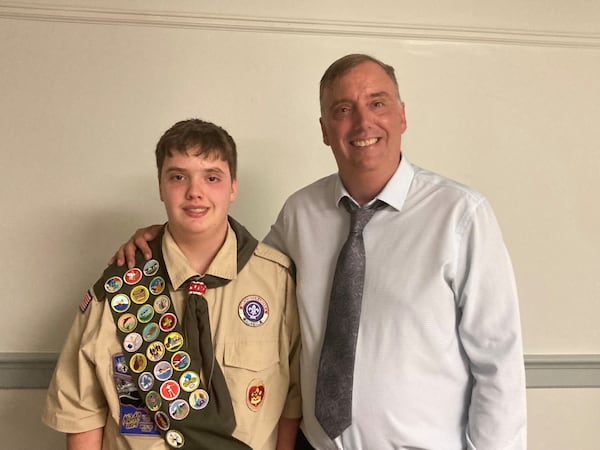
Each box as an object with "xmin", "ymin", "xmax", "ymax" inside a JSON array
[
  {"xmin": 44, "ymin": 119, "xmax": 301, "ymax": 450},
  {"xmin": 116, "ymin": 55, "xmax": 527, "ymax": 449}
]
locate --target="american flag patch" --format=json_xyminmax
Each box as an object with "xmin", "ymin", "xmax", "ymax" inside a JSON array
[{"xmin": 80, "ymin": 290, "xmax": 93, "ymax": 314}]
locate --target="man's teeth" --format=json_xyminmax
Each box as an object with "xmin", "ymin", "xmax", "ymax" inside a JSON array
[{"xmin": 352, "ymin": 138, "xmax": 378, "ymax": 147}]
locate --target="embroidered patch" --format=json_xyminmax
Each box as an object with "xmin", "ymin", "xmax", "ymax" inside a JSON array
[
  {"xmin": 79, "ymin": 290, "xmax": 93, "ymax": 314},
  {"xmin": 143, "ymin": 259, "xmax": 160, "ymax": 277},
  {"xmin": 165, "ymin": 429, "xmax": 185, "ymax": 448},
  {"xmin": 112, "ymin": 353, "xmax": 159, "ymax": 436},
  {"xmin": 246, "ymin": 379, "xmax": 266, "ymax": 411},
  {"xmin": 124, "ymin": 268, "xmax": 143, "ymax": 285},
  {"xmin": 189, "ymin": 389, "xmax": 209, "ymax": 410},
  {"xmin": 179, "ymin": 371, "xmax": 200, "ymax": 392},
  {"xmin": 104, "ymin": 276, "xmax": 123, "ymax": 294},
  {"xmin": 238, "ymin": 295, "xmax": 269, "ymax": 327},
  {"xmin": 169, "ymin": 399, "xmax": 190, "ymax": 420}
]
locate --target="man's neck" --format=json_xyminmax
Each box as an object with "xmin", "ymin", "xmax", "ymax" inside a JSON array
[{"xmin": 340, "ymin": 157, "xmax": 401, "ymax": 206}]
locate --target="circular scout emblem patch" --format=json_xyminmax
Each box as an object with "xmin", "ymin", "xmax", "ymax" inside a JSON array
[
  {"xmin": 137, "ymin": 304, "xmax": 155, "ymax": 323},
  {"xmin": 154, "ymin": 295, "xmax": 171, "ymax": 314},
  {"xmin": 165, "ymin": 430, "xmax": 185, "ymax": 448},
  {"xmin": 154, "ymin": 411, "xmax": 170, "ymax": 431},
  {"xmin": 142, "ymin": 322, "xmax": 160, "ymax": 342},
  {"xmin": 117, "ymin": 313, "xmax": 138, "ymax": 333},
  {"xmin": 238, "ymin": 295, "xmax": 269, "ymax": 327},
  {"xmin": 160, "ymin": 380, "xmax": 180, "ymax": 401},
  {"xmin": 130, "ymin": 353, "xmax": 147, "ymax": 373},
  {"xmin": 246, "ymin": 380, "xmax": 266, "ymax": 411},
  {"xmin": 130, "ymin": 285, "xmax": 150, "ymax": 304},
  {"xmin": 159, "ymin": 313, "xmax": 177, "ymax": 332},
  {"xmin": 123, "ymin": 332, "xmax": 143, "ymax": 353},
  {"xmin": 124, "ymin": 268, "xmax": 143, "ymax": 285},
  {"xmin": 154, "ymin": 361, "xmax": 173, "ymax": 382},
  {"xmin": 138, "ymin": 372, "xmax": 154, "ymax": 392},
  {"xmin": 169, "ymin": 399, "xmax": 190, "ymax": 421},
  {"xmin": 189, "ymin": 389, "xmax": 209, "ymax": 410},
  {"xmin": 145, "ymin": 390, "xmax": 162, "ymax": 412},
  {"xmin": 146, "ymin": 341, "xmax": 166, "ymax": 362},
  {"xmin": 164, "ymin": 332, "xmax": 184, "ymax": 352},
  {"xmin": 111, "ymin": 294, "xmax": 131, "ymax": 313},
  {"xmin": 149, "ymin": 276, "xmax": 166, "ymax": 295},
  {"xmin": 171, "ymin": 351, "xmax": 191, "ymax": 371},
  {"xmin": 143, "ymin": 259, "xmax": 160, "ymax": 277},
  {"xmin": 179, "ymin": 371, "xmax": 200, "ymax": 392},
  {"xmin": 104, "ymin": 276, "xmax": 123, "ymax": 294}
]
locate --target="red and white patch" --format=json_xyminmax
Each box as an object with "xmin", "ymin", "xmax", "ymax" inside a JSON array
[{"xmin": 246, "ymin": 379, "xmax": 266, "ymax": 411}]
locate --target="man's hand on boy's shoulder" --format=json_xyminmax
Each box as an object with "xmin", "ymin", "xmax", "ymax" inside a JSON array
[{"xmin": 109, "ymin": 224, "xmax": 162, "ymax": 269}]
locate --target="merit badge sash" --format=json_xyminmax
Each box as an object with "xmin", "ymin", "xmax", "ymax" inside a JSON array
[{"xmin": 94, "ymin": 219, "xmax": 257, "ymax": 449}]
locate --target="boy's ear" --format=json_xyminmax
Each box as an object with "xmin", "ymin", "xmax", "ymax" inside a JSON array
[{"xmin": 230, "ymin": 178, "xmax": 238, "ymax": 203}]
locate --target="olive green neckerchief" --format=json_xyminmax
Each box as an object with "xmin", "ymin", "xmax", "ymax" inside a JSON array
[{"xmin": 94, "ymin": 217, "xmax": 257, "ymax": 450}]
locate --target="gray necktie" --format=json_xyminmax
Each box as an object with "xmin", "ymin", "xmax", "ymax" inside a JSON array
[{"xmin": 315, "ymin": 197, "xmax": 383, "ymax": 439}]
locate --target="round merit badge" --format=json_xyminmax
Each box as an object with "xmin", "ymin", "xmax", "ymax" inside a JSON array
[
  {"xmin": 189, "ymin": 389, "xmax": 209, "ymax": 410},
  {"xmin": 111, "ymin": 294, "xmax": 131, "ymax": 313},
  {"xmin": 154, "ymin": 295, "xmax": 170, "ymax": 314},
  {"xmin": 104, "ymin": 276, "xmax": 123, "ymax": 293},
  {"xmin": 154, "ymin": 411, "xmax": 170, "ymax": 431},
  {"xmin": 164, "ymin": 332, "xmax": 184, "ymax": 352},
  {"xmin": 143, "ymin": 259, "xmax": 160, "ymax": 276},
  {"xmin": 130, "ymin": 285, "xmax": 150, "ymax": 304},
  {"xmin": 124, "ymin": 268, "xmax": 143, "ymax": 285},
  {"xmin": 179, "ymin": 371, "xmax": 200, "ymax": 392},
  {"xmin": 160, "ymin": 380, "xmax": 180, "ymax": 401},
  {"xmin": 238, "ymin": 295, "xmax": 269, "ymax": 327},
  {"xmin": 145, "ymin": 390, "xmax": 162, "ymax": 412},
  {"xmin": 166, "ymin": 430, "xmax": 185, "ymax": 448},
  {"xmin": 117, "ymin": 313, "xmax": 138, "ymax": 333},
  {"xmin": 171, "ymin": 351, "xmax": 191, "ymax": 371},
  {"xmin": 123, "ymin": 332, "xmax": 143, "ymax": 353},
  {"xmin": 169, "ymin": 399, "xmax": 190, "ymax": 421},
  {"xmin": 154, "ymin": 360, "xmax": 173, "ymax": 382},
  {"xmin": 138, "ymin": 372, "xmax": 154, "ymax": 392},
  {"xmin": 149, "ymin": 276, "xmax": 165, "ymax": 295}
]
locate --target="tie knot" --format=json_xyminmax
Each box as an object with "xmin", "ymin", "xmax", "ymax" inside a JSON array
[{"xmin": 342, "ymin": 197, "xmax": 383, "ymax": 234}]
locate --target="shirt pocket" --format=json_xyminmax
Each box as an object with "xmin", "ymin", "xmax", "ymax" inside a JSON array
[{"xmin": 222, "ymin": 340, "xmax": 280, "ymax": 372}]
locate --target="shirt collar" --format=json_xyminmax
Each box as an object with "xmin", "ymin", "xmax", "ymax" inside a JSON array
[
  {"xmin": 332, "ymin": 157, "xmax": 415, "ymax": 211},
  {"xmin": 162, "ymin": 224, "xmax": 238, "ymax": 290}
]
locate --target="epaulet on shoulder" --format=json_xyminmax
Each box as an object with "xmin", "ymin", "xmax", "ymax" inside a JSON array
[
  {"xmin": 254, "ymin": 242, "xmax": 292, "ymax": 270},
  {"xmin": 92, "ymin": 273, "xmax": 108, "ymax": 302}
]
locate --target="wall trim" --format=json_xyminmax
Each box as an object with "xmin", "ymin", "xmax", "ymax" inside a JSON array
[
  {"xmin": 1, "ymin": 352, "xmax": 599, "ymax": 389},
  {"xmin": 1, "ymin": 2, "xmax": 599, "ymax": 48}
]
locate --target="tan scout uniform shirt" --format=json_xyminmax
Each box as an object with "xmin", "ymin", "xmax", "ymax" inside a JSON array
[{"xmin": 43, "ymin": 225, "xmax": 302, "ymax": 450}]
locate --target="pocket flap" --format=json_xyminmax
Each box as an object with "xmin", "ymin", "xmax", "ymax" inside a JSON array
[{"xmin": 223, "ymin": 341, "xmax": 280, "ymax": 372}]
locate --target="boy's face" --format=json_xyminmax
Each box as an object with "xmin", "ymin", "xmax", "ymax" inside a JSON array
[{"xmin": 159, "ymin": 147, "xmax": 237, "ymax": 243}]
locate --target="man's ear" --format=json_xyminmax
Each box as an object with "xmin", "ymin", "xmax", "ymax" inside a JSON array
[{"xmin": 319, "ymin": 117, "xmax": 330, "ymax": 146}]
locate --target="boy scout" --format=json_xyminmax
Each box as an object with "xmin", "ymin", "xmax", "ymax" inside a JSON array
[{"xmin": 43, "ymin": 119, "xmax": 302, "ymax": 450}]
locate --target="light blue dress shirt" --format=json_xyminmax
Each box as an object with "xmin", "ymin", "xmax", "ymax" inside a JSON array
[{"xmin": 264, "ymin": 158, "xmax": 526, "ymax": 450}]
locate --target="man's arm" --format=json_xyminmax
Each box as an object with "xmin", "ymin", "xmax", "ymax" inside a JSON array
[
  {"xmin": 457, "ymin": 199, "xmax": 527, "ymax": 449},
  {"xmin": 67, "ymin": 428, "xmax": 103, "ymax": 450},
  {"xmin": 276, "ymin": 417, "xmax": 300, "ymax": 450},
  {"xmin": 109, "ymin": 224, "xmax": 162, "ymax": 268}
]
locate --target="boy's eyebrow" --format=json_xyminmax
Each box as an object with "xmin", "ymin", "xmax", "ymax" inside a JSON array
[{"xmin": 164, "ymin": 166, "xmax": 226, "ymax": 175}]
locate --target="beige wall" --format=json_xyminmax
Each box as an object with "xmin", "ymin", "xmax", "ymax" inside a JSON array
[{"xmin": 1, "ymin": 1, "xmax": 599, "ymax": 448}]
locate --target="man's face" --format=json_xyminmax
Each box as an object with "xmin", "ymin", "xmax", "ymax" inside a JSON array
[
  {"xmin": 159, "ymin": 148, "xmax": 237, "ymax": 242},
  {"xmin": 319, "ymin": 61, "xmax": 407, "ymax": 182}
]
